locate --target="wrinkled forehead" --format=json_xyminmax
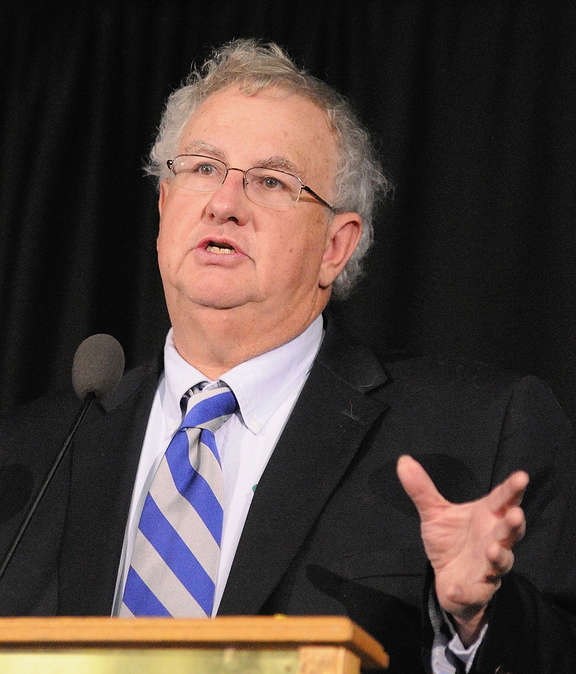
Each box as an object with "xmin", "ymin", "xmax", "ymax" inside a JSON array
[{"xmin": 178, "ymin": 85, "xmax": 340, "ymax": 187}]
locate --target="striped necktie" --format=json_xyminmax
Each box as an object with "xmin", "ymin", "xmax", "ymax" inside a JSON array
[{"xmin": 121, "ymin": 385, "xmax": 236, "ymax": 617}]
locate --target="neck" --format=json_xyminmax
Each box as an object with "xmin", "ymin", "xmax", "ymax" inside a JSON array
[{"xmin": 170, "ymin": 303, "xmax": 326, "ymax": 379}]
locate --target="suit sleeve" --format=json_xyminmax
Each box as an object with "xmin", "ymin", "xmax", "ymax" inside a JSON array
[{"xmin": 465, "ymin": 376, "xmax": 576, "ymax": 674}]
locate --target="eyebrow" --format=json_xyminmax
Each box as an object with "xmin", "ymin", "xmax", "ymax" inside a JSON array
[
  {"xmin": 181, "ymin": 140, "xmax": 226, "ymax": 160},
  {"xmin": 180, "ymin": 141, "xmax": 305, "ymax": 180},
  {"xmin": 256, "ymin": 155, "xmax": 302, "ymax": 177}
]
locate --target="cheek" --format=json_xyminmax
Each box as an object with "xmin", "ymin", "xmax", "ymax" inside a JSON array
[
  {"xmin": 269, "ymin": 223, "xmax": 328, "ymax": 281},
  {"xmin": 156, "ymin": 233, "xmax": 172, "ymax": 279},
  {"xmin": 157, "ymin": 210, "xmax": 187, "ymax": 274},
  {"xmin": 156, "ymin": 221, "xmax": 173, "ymax": 262},
  {"xmin": 158, "ymin": 200, "xmax": 196, "ymax": 255},
  {"xmin": 269, "ymin": 229, "xmax": 305, "ymax": 266},
  {"xmin": 158, "ymin": 200, "xmax": 183, "ymax": 237},
  {"xmin": 160, "ymin": 189, "xmax": 205, "ymax": 231}
]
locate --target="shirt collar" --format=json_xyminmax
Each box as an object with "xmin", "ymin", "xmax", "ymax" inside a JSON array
[{"xmin": 162, "ymin": 315, "xmax": 324, "ymax": 434}]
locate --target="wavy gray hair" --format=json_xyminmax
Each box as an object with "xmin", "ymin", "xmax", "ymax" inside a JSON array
[{"xmin": 147, "ymin": 39, "xmax": 389, "ymax": 298}]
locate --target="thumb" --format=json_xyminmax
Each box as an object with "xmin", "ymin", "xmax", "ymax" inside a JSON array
[{"xmin": 396, "ymin": 455, "xmax": 447, "ymax": 517}]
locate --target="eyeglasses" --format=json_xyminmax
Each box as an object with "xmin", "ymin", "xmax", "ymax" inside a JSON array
[{"xmin": 166, "ymin": 154, "xmax": 335, "ymax": 212}]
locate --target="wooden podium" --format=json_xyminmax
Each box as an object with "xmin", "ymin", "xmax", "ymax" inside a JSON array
[{"xmin": 0, "ymin": 616, "xmax": 389, "ymax": 673}]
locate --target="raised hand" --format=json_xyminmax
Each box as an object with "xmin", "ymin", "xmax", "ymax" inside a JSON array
[{"xmin": 396, "ymin": 454, "xmax": 528, "ymax": 645}]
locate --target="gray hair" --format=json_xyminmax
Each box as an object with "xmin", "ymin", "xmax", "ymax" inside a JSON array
[{"xmin": 147, "ymin": 39, "xmax": 389, "ymax": 298}]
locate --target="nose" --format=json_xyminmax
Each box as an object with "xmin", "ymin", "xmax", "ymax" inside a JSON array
[{"xmin": 206, "ymin": 167, "xmax": 250, "ymax": 225}]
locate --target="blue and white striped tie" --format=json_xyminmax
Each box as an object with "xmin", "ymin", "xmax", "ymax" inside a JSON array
[{"xmin": 121, "ymin": 385, "xmax": 236, "ymax": 617}]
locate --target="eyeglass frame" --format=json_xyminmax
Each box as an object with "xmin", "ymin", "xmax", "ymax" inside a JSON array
[{"xmin": 166, "ymin": 154, "xmax": 336, "ymax": 213}]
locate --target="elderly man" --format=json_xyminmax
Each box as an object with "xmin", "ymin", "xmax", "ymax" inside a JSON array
[{"xmin": 0, "ymin": 39, "xmax": 575, "ymax": 673}]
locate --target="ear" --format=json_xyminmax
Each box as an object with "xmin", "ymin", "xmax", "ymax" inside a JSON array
[
  {"xmin": 318, "ymin": 212, "xmax": 363, "ymax": 289},
  {"xmin": 158, "ymin": 179, "xmax": 169, "ymax": 216}
]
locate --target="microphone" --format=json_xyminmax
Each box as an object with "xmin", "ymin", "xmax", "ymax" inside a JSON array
[
  {"xmin": 0, "ymin": 334, "xmax": 125, "ymax": 582},
  {"xmin": 72, "ymin": 333, "xmax": 125, "ymax": 400}
]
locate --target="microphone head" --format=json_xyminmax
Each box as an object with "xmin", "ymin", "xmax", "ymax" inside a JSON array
[{"xmin": 72, "ymin": 334, "xmax": 125, "ymax": 400}]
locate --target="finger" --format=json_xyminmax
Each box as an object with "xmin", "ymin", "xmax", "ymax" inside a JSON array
[
  {"xmin": 493, "ymin": 506, "xmax": 526, "ymax": 548},
  {"xmin": 396, "ymin": 455, "xmax": 447, "ymax": 514},
  {"xmin": 484, "ymin": 505, "xmax": 524, "ymax": 575},
  {"xmin": 486, "ymin": 543, "xmax": 515, "ymax": 577},
  {"xmin": 486, "ymin": 470, "xmax": 529, "ymax": 514}
]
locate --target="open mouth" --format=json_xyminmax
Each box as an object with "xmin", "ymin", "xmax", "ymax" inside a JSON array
[{"xmin": 206, "ymin": 241, "xmax": 237, "ymax": 255}]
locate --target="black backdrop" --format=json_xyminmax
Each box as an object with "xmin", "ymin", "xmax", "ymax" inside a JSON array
[{"xmin": 2, "ymin": 0, "xmax": 576, "ymax": 427}]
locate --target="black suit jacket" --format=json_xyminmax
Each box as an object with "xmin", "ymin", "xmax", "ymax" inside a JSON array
[{"xmin": 0, "ymin": 318, "xmax": 575, "ymax": 673}]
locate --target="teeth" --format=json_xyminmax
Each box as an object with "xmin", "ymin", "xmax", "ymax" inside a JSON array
[{"xmin": 206, "ymin": 243, "xmax": 236, "ymax": 254}]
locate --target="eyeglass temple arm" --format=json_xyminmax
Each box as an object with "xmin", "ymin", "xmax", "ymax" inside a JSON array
[{"xmin": 301, "ymin": 185, "xmax": 336, "ymax": 212}]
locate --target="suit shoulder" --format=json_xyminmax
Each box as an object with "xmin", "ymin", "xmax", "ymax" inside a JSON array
[
  {"xmin": 0, "ymin": 389, "xmax": 78, "ymax": 429},
  {"xmin": 0, "ymin": 356, "xmax": 162, "ymax": 463},
  {"xmin": 0, "ymin": 355, "xmax": 160, "ymax": 421},
  {"xmin": 381, "ymin": 351, "xmax": 522, "ymax": 388},
  {"xmin": 321, "ymin": 315, "xmax": 556, "ymax": 407},
  {"xmin": 371, "ymin": 349, "xmax": 568, "ymax": 433}
]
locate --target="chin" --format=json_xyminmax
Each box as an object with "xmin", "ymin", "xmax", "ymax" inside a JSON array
[{"xmin": 192, "ymin": 290, "xmax": 255, "ymax": 311}]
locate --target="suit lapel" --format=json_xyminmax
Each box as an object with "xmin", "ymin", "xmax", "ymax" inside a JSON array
[
  {"xmin": 218, "ymin": 320, "xmax": 390, "ymax": 615},
  {"xmin": 58, "ymin": 357, "xmax": 161, "ymax": 615}
]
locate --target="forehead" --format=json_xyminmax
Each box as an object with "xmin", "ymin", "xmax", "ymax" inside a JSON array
[{"xmin": 178, "ymin": 86, "xmax": 338, "ymax": 182}]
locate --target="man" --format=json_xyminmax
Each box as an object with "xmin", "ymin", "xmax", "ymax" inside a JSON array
[{"xmin": 0, "ymin": 39, "xmax": 575, "ymax": 673}]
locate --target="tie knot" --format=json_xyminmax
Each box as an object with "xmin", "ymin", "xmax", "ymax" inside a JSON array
[{"xmin": 181, "ymin": 385, "xmax": 237, "ymax": 432}]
